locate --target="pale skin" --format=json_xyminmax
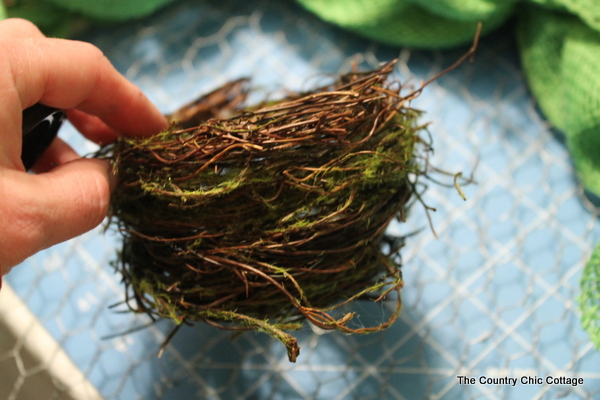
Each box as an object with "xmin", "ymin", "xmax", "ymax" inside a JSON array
[{"xmin": 0, "ymin": 19, "xmax": 168, "ymax": 274}]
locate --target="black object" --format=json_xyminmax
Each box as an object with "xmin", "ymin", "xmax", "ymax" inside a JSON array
[{"xmin": 21, "ymin": 103, "xmax": 65, "ymax": 170}]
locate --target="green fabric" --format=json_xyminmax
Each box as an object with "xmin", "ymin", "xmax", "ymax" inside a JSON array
[
  {"xmin": 45, "ymin": 0, "xmax": 175, "ymax": 21},
  {"xmin": 580, "ymin": 241, "xmax": 600, "ymax": 350},
  {"xmin": 3, "ymin": 0, "xmax": 177, "ymax": 37},
  {"xmin": 529, "ymin": 0, "xmax": 600, "ymax": 31},
  {"xmin": 518, "ymin": 6, "xmax": 600, "ymax": 196},
  {"xmin": 297, "ymin": 0, "xmax": 514, "ymax": 48}
]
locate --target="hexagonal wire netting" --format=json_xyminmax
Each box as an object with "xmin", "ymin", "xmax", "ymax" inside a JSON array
[{"xmin": 2, "ymin": 0, "xmax": 600, "ymax": 399}]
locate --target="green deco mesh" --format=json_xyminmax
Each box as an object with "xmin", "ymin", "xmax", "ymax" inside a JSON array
[{"xmin": 581, "ymin": 242, "xmax": 600, "ymax": 350}]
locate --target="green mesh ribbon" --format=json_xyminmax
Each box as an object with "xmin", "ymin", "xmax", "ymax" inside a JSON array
[
  {"xmin": 3, "ymin": 0, "xmax": 600, "ymax": 349},
  {"xmin": 580, "ymin": 242, "xmax": 600, "ymax": 349},
  {"xmin": 296, "ymin": 0, "xmax": 514, "ymax": 48},
  {"xmin": 518, "ymin": 5, "xmax": 600, "ymax": 197}
]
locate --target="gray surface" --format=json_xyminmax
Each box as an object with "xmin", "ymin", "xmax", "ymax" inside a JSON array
[{"xmin": 4, "ymin": 0, "xmax": 600, "ymax": 399}]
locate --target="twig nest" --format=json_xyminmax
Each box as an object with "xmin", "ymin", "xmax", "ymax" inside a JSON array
[{"xmin": 104, "ymin": 61, "xmax": 428, "ymax": 362}]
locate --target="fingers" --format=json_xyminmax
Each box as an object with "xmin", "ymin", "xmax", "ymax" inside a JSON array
[
  {"xmin": 0, "ymin": 158, "xmax": 114, "ymax": 271},
  {"xmin": 0, "ymin": 37, "xmax": 168, "ymax": 137},
  {"xmin": 0, "ymin": 19, "xmax": 167, "ymax": 270},
  {"xmin": 65, "ymin": 108, "xmax": 119, "ymax": 145},
  {"xmin": 29, "ymin": 136, "xmax": 79, "ymax": 174},
  {"xmin": 0, "ymin": 19, "xmax": 48, "ymax": 168}
]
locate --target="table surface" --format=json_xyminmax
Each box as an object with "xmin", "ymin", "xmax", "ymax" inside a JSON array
[{"xmin": 5, "ymin": 0, "xmax": 600, "ymax": 399}]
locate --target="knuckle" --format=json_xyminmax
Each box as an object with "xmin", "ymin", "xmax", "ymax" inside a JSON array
[{"xmin": 2, "ymin": 18, "xmax": 43, "ymax": 36}]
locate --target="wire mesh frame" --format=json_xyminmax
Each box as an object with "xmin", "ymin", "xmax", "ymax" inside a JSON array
[{"xmin": 2, "ymin": 0, "xmax": 600, "ymax": 399}]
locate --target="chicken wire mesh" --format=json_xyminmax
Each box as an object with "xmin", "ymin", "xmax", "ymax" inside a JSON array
[{"xmin": 2, "ymin": 0, "xmax": 600, "ymax": 399}]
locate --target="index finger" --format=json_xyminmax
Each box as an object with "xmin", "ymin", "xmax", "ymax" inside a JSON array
[{"xmin": 0, "ymin": 37, "xmax": 168, "ymax": 137}]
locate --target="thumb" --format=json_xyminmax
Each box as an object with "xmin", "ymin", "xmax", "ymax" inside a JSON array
[{"xmin": 0, "ymin": 158, "xmax": 114, "ymax": 272}]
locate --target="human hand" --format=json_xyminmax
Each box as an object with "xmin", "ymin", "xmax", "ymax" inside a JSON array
[{"xmin": 0, "ymin": 19, "xmax": 168, "ymax": 274}]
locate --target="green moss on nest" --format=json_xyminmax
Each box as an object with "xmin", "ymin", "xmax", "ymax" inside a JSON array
[{"xmin": 103, "ymin": 61, "xmax": 429, "ymax": 362}]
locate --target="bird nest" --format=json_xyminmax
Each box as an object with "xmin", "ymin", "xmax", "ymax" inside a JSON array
[{"xmin": 103, "ymin": 61, "xmax": 434, "ymax": 362}]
